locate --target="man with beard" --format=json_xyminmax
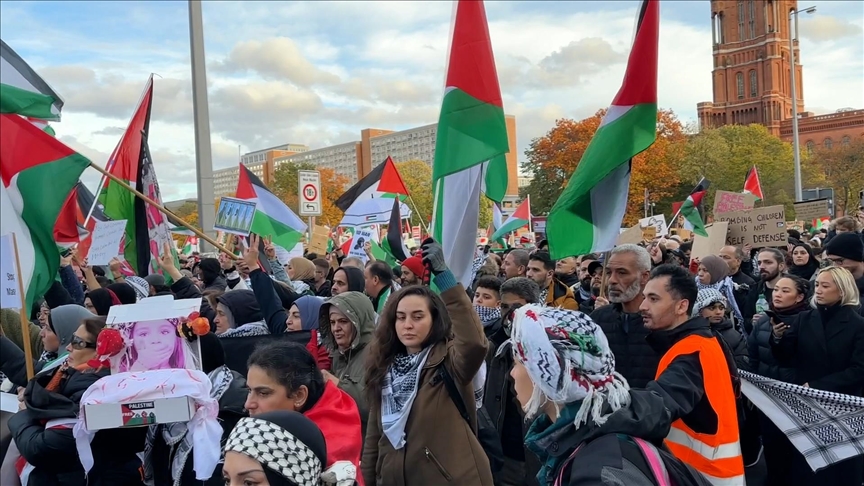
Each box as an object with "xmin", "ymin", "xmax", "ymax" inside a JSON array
[
  {"xmin": 590, "ymin": 244, "xmax": 660, "ymax": 388},
  {"xmin": 578, "ymin": 260, "xmax": 604, "ymax": 314},
  {"xmin": 743, "ymin": 248, "xmax": 786, "ymax": 331},
  {"xmin": 718, "ymin": 245, "xmax": 755, "ymax": 314},
  {"xmin": 501, "ymin": 249, "xmax": 529, "ymax": 280},
  {"xmin": 526, "ymin": 251, "xmax": 578, "ymax": 310},
  {"xmin": 399, "ymin": 255, "xmax": 425, "ymax": 287}
]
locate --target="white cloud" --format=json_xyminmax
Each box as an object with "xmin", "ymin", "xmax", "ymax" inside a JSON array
[{"xmin": 799, "ymin": 15, "xmax": 862, "ymax": 42}]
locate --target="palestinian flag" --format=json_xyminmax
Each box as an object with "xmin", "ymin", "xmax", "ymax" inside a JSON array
[
  {"xmin": 54, "ymin": 188, "xmax": 90, "ymax": 250},
  {"xmin": 335, "ymin": 156, "xmax": 410, "ymax": 227},
  {"xmin": 672, "ymin": 179, "xmax": 710, "ymax": 237},
  {"xmin": 0, "ymin": 40, "xmax": 64, "ymax": 121},
  {"xmin": 235, "ymin": 164, "xmax": 307, "ymax": 249},
  {"xmin": 488, "ymin": 202, "xmax": 508, "ymax": 247},
  {"xmin": 491, "ymin": 197, "xmax": 531, "ymax": 241},
  {"xmin": 432, "ymin": 0, "xmax": 509, "ymax": 286},
  {"xmin": 26, "ymin": 117, "xmax": 55, "ymax": 136},
  {"xmin": 181, "ymin": 236, "xmax": 198, "ymax": 255},
  {"xmin": 546, "ymin": 0, "xmax": 658, "ymax": 258},
  {"xmin": 73, "ymin": 181, "xmax": 109, "ymax": 258},
  {"xmin": 743, "ymin": 165, "xmax": 764, "ymax": 200},
  {"xmin": 382, "ymin": 197, "xmax": 411, "ymax": 262},
  {"xmin": 0, "ymin": 114, "xmax": 89, "ymax": 309}
]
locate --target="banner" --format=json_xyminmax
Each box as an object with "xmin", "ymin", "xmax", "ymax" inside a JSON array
[{"xmin": 716, "ymin": 205, "xmax": 786, "ymax": 248}]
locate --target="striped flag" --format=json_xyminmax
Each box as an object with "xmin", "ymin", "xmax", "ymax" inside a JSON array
[
  {"xmin": 546, "ymin": 0, "xmax": 659, "ymax": 258},
  {"xmin": 0, "ymin": 40, "xmax": 63, "ymax": 120},
  {"xmin": 382, "ymin": 197, "xmax": 411, "ymax": 262}
]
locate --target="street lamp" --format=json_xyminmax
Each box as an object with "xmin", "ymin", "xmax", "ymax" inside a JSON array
[{"xmin": 789, "ymin": 5, "xmax": 816, "ymax": 201}]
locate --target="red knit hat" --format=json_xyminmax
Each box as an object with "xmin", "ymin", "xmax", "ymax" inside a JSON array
[{"xmin": 401, "ymin": 256, "xmax": 425, "ymax": 278}]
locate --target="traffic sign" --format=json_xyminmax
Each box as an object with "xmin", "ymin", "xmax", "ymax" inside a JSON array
[{"xmin": 298, "ymin": 170, "xmax": 322, "ymax": 216}]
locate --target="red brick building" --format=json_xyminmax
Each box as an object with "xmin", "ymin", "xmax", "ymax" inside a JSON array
[{"xmin": 697, "ymin": 0, "xmax": 863, "ymax": 148}]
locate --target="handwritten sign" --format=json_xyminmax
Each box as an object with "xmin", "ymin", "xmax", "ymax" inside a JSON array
[
  {"xmin": 717, "ymin": 205, "xmax": 787, "ymax": 248},
  {"xmin": 793, "ymin": 199, "xmax": 830, "ymax": 222},
  {"xmin": 691, "ymin": 222, "xmax": 729, "ymax": 260},
  {"xmin": 348, "ymin": 228, "xmax": 376, "ymax": 262},
  {"xmin": 642, "ymin": 226, "xmax": 657, "ymax": 240},
  {"xmin": 713, "ymin": 190, "xmax": 756, "ymax": 215},
  {"xmin": 1, "ymin": 234, "xmax": 20, "ymax": 309},
  {"xmin": 639, "ymin": 215, "xmax": 668, "ymax": 236},
  {"xmin": 786, "ymin": 221, "xmax": 805, "ymax": 232},
  {"xmin": 87, "ymin": 219, "xmax": 128, "ymax": 265}
]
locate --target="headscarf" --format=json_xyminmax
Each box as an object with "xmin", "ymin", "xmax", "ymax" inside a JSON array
[
  {"xmin": 224, "ymin": 412, "xmax": 327, "ymax": 486},
  {"xmin": 295, "ymin": 296, "xmax": 325, "ymax": 331},
  {"xmin": 789, "ymin": 243, "xmax": 819, "ymax": 280},
  {"xmin": 107, "ymin": 282, "xmax": 138, "ymax": 305},
  {"xmin": 125, "ymin": 275, "xmax": 150, "ymax": 301},
  {"xmin": 699, "ymin": 255, "xmax": 729, "ymax": 284},
  {"xmin": 334, "ymin": 266, "xmax": 365, "ymax": 293},
  {"xmin": 692, "ymin": 288, "xmax": 727, "ymax": 317},
  {"xmin": 290, "ymin": 257, "xmax": 316, "ymax": 281},
  {"xmin": 86, "ymin": 288, "xmax": 121, "ymax": 316},
  {"xmin": 505, "ymin": 305, "xmax": 630, "ymax": 427},
  {"xmin": 48, "ymin": 304, "xmax": 96, "ymax": 349}
]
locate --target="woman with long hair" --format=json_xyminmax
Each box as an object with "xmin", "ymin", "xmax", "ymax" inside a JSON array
[
  {"xmin": 362, "ymin": 240, "xmax": 492, "ymax": 485},
  {"xmin": 771, "ymin": 266, "xmax": 864, "ymax": 485}
]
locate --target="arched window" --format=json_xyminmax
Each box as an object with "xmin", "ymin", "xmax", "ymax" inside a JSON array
[
  {"xmin": 805, "ymin": 141, "xmax": 815, "ymax": 154},
  {"xmin": 824, "ymin": 138, "xmax": 833, "ymax": 149},
  {"xmin": 842, "ymin": 136, "xmax": 851, "ymax": 146},
  {"xmin": 748, "ymin": 0, "xmax": 756, "ymax": 38},
  {"xmin": 749, "ymin": 70, "xmax": 757, "ymax": 97},
  {"xmin": 736, "ymin": 72, "xmax": 745, "ymax": 99},
  {"xmin": 737, "ymin": 1, "xmax": 745, "ymax": 40}
]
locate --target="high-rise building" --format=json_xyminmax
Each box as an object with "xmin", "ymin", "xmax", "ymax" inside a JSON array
[
  {"xmin": 697, "ymin": 0, "xmax": 863, "ymax": 148},
  {"xmin": 273, "ymin": 142, "xmax": 361, "ymax": 184},
  {"xmin": 213, "ymin": 144, "xmax": 309, "ymax": 197}
]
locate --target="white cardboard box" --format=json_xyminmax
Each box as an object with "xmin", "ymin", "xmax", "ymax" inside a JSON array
[{"xmin": 83, "ymin": 396, "xmax": 195, "ymax": 431}]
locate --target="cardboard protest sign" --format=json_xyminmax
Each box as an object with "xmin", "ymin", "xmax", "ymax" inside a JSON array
[
  {"xmin": 793, "ymin": 199, "xmax": 830, "ymax": 222},
  {"xmin": 642, "ymin": 226, "xmax": 657, "ymax": 240},
  {"xmin": 87, "ymin": 219, "xmax": 128, "ymax": 265},
  {"xmin": 307, "ymin": 225, "xmax": 330, "ymax": 255},
  {"xmin": 713, "ymin": 190, "xmax": 756, "ymax": 215},
  {"xmin": 617, "ymin": 225, "xmax": 643, "ymax": 245},
  {"xmin": 716, "ymin": 205, "xmax": 786, "ymax": 248},
  {"xmin": 691, "ymin": 222, "xmax": 729, "ymax": 260},
  {"xmin": 786, "ymin": 221, "xmax": 805, "ymax": 232},
  {"xmin": 639, "ymin": 215, "xmax": 668, "ymax": 236},
  {"xmin": 214, "ymin": 197, "xmax": 257, "ymax": 236},
  {"xmin": 0, "ymin": 234, "xmax": 20, "ymax": 309}
]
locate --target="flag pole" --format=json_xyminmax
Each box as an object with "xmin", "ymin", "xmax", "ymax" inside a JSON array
[
  {"xmin": 11, "ymin": 233, "xmax": 35, "ymax": 380},
  {"xmin": 406, "ymin": 194, "xmax": 429, "ymax": 234},
  {"xmin": 86, "ymin": 160, "xmax": 237, "ymax": 258}
]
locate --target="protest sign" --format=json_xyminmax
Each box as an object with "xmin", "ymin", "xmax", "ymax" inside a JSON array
[
  {"xmin": 793, "ymin": 199, "xmax": 830, "ymax": 222},
  {"xmin": 349, "ymin": 228, "xmax": 376, "ymax": 262},
  {"xmin": 642, "ymin": 226, "xmax": 657, "ymax": 240},
  {"xmin": 214, "ymin": 197, "xmax": 257, "ymax": 236},
  {"xmin": 691, "ymin": 222, "xmax": 729, "ymax": 260},
  {"xmin": 717, "ymin": 205, "xmax": 786, "ymax": 248},
  {"xmin": 307, "ymin": 225, "xmax": 330, "ymax": 255},
  {"xmin": 713, "ymin": 190, "xmax": 756, "ymax": 215},
  {"xmin": 0, "ymin": 234, "xmax": 20, "ymax": 309},
  {"xmin": 639, "ymin": 215, "xmax": 668, "ymax": 236},
  {"xmin": 786, "ymin": 221, "xmax": 805, "ymax": 232},
  {"xmin": 87, "ymin": 219, "xmax": 128, "ymax": 265},
  {"xmin": 617, "ymin": 225, "xmax": 643, "ymax": 246}
]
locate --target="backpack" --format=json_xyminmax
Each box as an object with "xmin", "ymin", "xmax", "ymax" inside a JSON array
[{"xmin": 437, "ymin": 365, "xmax": 505, "ymax": 476}]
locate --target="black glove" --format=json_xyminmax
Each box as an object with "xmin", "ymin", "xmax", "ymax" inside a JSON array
[{"xmin": 420, "ymin": 238, "xmax": 448, "ymax": 275}]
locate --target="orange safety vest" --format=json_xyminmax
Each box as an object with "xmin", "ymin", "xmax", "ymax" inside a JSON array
[{"xmin": 655, "ymin": 334, "xmax": 744, "ymax": 486}]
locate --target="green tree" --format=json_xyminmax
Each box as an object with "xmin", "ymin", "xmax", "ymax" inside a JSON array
[
  {"xmin": 396, "ymin": 160, "xmax": 433, "ymax": 227},
  {"xmin": 271, "ymin": 162, "xmax": 349, "ymax": 226},
  {"xmin": 810, "ymin": 136, "xmax": 864, "ymax": 215}
]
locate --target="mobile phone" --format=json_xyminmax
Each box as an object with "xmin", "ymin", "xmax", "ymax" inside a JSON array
[{"xmin": 765, "ymin": 310, "xmax": 778, "ymax": 321}]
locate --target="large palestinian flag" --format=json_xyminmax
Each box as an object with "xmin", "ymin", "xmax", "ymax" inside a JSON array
[
  {"xmin": 235, "ymin": 164, "xmax": 307, "ymax": 249},
  {"xmin": 546, "ymin": 0, "xmax": 659, "ymax": 258},
  {"xmin": 382, "ymin": 197, "xmax": 411, "ymax": 262},
  {"xmin": 0, "ymin": 40, "xmax": 63, "ymax": 121},
  {"xmin": 335, "ymin": 156, "xmax": 410, "ymax": 227},
  {"xmin": 0, "ymin": 114, "xmax": 89, "ymax": 308},
  {"xmin": 431, "ymin": 0, "xmax": 509, "ymax": 287}
]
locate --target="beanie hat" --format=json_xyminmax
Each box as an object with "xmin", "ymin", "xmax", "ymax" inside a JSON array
[
  {"xmin": 401, "ymin": 256, "xmax": 425, "ymax": 278},
  {"xmin": 144, "ymin": 274, "xmax": 166, "ymax": 289},
  {"xmin": 699, "ymin": 255, "xmax": 730, "ymax": 285},
  {"xmin": 198, "ymin": 258, "xmax": 223, "ymax": 286},
  {"xmin": 692, "ymin": 288, "xmax": 727, "ymax": 317},
  {"xmin": 125, "ymin": 276, "xmax": 150, "ymax": 301},
  {"xmin": 506, "ymin": 305, "xmax": 630, "ymax": 427},
  {"xmin": 825, "ymin": 232, "xmax": 864, "ymax": 263},
  {"xmin": 107, "ymin": 282, "xmax": 137, "ymax": 305}
]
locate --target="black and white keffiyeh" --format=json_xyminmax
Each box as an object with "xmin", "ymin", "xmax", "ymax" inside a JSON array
[
  {"xmin": 225, "ymin": 417, "xmax": 323, "ymax": 486},
  {"xmin": 741, "ymin": 371, "xmax": 864, "ymax": 472},
  {"xmin": 381, "ymin": 347, "xmax": 432, "ymax": 449},
  {"xmin": 217, "ymin": 320, "xmax": 270, "ymax": 339},
  {"xmin": 473, "ymin": 305, "xmax": 501, "ymax": 328}
]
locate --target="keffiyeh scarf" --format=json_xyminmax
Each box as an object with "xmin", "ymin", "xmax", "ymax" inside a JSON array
[
  {"xmin": 740, "ymin": 371, "xmax": 864, "ymax": 472},
  {"xmin": 381, "ymin": 347, "xmax": 432, "ymax": 449},
  {"xmin": 697, "ymin": 276, "xmax": 743, "ymax": 324},
  {"xmin": 504, "ymin": 305, "xmax": 630, "ymax": 427},
  {"xmin": 217, "ymin": 320, "xmax": 270, "ymax": 339},
  {"xmin": 473, "ymin": 305, "xmax": 501, "ymax": 329},
  {"xmin": 142, "ymin": 365, "xmax": 234, "ymax": 486}
]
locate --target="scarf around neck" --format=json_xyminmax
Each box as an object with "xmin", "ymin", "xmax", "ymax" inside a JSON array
[
  {"xmin": 696, "ymin": 276, "xmax": 743, "ymax": 324},
  {"xmin": 381, "ymin": 346, "xmax": 432, "ymax": 449},
  {"xmin": 218, "ymin": 320, "xmax": 269, "ymax": 339},
  {"xmin": 474, "ymin": 305, "xmax": 501, "ymax": 328}
]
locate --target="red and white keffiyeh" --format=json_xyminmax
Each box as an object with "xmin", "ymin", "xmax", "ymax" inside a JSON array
[{"xmin": 507, "ymin": 305, "xmax": 630, "ymax": 427}]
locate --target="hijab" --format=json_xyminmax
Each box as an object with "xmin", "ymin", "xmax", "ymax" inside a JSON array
[
  {"xmin": 295, "ymin": 296, "xmax": 325, "ymax": 331},
  {"xmin": 87, "ymin": 288, "xmax": 121, "ymax": 316},
  {"xmin": 290, "ymin": 257, "xmax": 316, "ymax": 281},
  {"xmin": 788, "ymin": 243, "xmax": 819, "ymax": 280},
  {"xmin": 335, "ymin": 266, "xmax": 365, "ymax": 292}
]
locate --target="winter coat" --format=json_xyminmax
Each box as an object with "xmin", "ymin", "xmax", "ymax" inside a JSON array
[
  {"xmin": 748, "ymin": 313, "xmax": 798, "ymax": 382},
  {"xmin": 0, "ymin": 308, "xmax": 43, "ymax": 362},
  {"xmin": 319, "ymin": 291, "xmax": 376, "ymax": 435},
  {"xmin": 545, "ymin": 279, "xmax": 579, "ymax": 310},
  {"xmin": 171, "ymin": 276, "xmax": 217, "ymax": 329},
  {"xmin": 8, "ymin": 365, "xmax": 144, "ymax": 486},
  {"xmin": 524, "ymin": 395, "xmax": 710, "ymax": 486},
  {"xmin": 591, "ymin": 304, "xmax": 660, "ymax": 388},
  {"xmin": 215, "ymin": 289, "xmax": 264, "ymax": 328},
  {"xmin": 362, "ymin": 281, "xmax": 493, "ymax": 486},
  {"xmin": 742, "ymin": 279, "xmax": 773, "ymax": 334},
  {"xmin": 711, "ymin": 318, "xmax": 750, "ymax": 372}
]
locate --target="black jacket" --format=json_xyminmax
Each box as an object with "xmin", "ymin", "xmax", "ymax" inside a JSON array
[
  {"xmin": 748, "ymin": 314, "xmax": 798, "ymax": 382},
  {"xmin": 771, "ymin": 305, "xmax": 864, "ymax": 396},
  {"xmin": 711, "ymin": 318, "xmax": 750, "ymax": 372},
  {"xmin": 730, "ymin": 270, "xmax": 754, "ymax": 319},
  {"xmin": 742, "ymin": 279, "xmax": 774, "ymax": 334},
  {"xmin": 171, "ymin": 276, "xmax": 217, "ymax": 329},
  {"xmin": 8, "ymin": 366, "xmax": 144, "ymax": 486},
  {"xmin": 591, "ymin": 304, "xmax": 659, "ymax": 388},
  {"xmin": 645, "ymin": 317, "xmax": 738, "ymax": 436}
]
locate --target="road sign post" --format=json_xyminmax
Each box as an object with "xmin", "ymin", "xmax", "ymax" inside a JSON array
[{"xmin": 298, "ymin": 170, "xmax": 322, "ymax": 217}]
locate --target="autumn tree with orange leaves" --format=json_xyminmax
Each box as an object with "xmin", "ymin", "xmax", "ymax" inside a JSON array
[
  {"xmin": 271, "ymin": 162, "xmax": 350, "ymax": 227},
  {"xmin": 520, "ymin": 108, "xmax": 685, "ymax": 226}
]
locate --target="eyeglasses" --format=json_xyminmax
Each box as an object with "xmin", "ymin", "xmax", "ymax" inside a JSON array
[
  {"xmin": 827, "ymin": 257, "xmax": 845, "ymax": 265},
  {"xmin": 70, "ymin": 335, "xmax": 96, "ymax": 350}
]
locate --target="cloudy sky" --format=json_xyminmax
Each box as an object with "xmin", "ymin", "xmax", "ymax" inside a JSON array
[{"xmin": 1, "ymin": 0, "xmax": 861, "ymax": 201}]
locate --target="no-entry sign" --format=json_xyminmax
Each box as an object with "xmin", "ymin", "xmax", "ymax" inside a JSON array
[{"xmin": 298, "ymin": 170, "xmax": 322, "ymax": 216}]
